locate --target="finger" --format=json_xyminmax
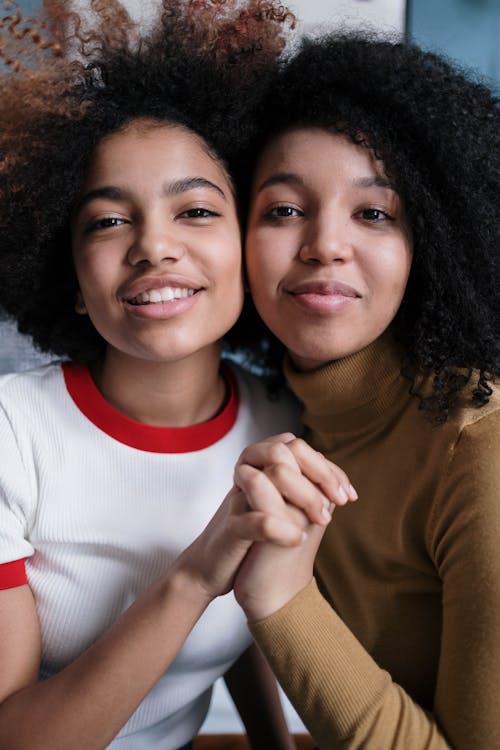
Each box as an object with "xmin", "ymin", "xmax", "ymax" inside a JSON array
[
  {"xmin": 229, "ymin": 481, "xmax": 309, "ymax": 537},
  {"xmin": 229, "ymin": 510, "xmax": 308, "ymax": 547},
  {"xmin": 235, "ymin": 435, "xmax": 299, "ymax": 472},
  {"xmin": 236, "ymin": 463, "xmax": 331, "ymax": 527},
  {"xmin": 263, "ymin": 461, "xmax": 338, "ymax": 525},
  {"xmin": 283, "ymin": 437, "xmax": 358, "ymax": 502},
  {"xmin": 234, "ymin": 463, "xmax": 289, "ymax": 516}
]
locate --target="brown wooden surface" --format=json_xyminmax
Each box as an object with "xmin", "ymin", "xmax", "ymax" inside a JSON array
[{"xmin": 193, "ymin": 735, "xmax": 314, "ymax": 749}]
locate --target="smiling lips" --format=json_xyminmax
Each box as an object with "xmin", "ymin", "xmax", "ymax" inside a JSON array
[
  {"xmin": 285, "ymin": 280, "xmax": 361, "ymax": 313},
  {"xmin": 127, "ymin": 286, "xmax": 196, "ymax": 305},
  {"xmin": 120, "ymin": 277, "xmax": 202, "ymax": 319},
  {"xmin": 287, "ymin": 280, "xmax": 360, "ymax": 298}
]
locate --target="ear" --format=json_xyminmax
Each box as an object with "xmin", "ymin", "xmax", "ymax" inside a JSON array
[{"xmin": 75, "ymin": 291, "xmax": 87, "ymax": 315}]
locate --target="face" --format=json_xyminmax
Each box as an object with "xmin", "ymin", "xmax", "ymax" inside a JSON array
[
  {"xmin": 71, "ymin": 120, "xmax": 243, "ymax": 365},
  {"xmin": 246, "ymin": 127, "xmax": 412, "ymax": 370}
]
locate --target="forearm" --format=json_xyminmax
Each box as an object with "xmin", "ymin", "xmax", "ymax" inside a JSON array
[
  {"xmin": 224, "ymin": 642, "xmax": 296, "ymax": 750},
  {"xmin": 0, "ymin": 565, "xmax": 211, "ymax": 750},
  {"xmin": 249, "ymin": 580, "xmax": 450, "ymax": 750}
]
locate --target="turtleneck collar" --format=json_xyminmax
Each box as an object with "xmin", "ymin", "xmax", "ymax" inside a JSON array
[{"xmin": 284, "ymin": 331, "xmax": 411, "ymax": 436}]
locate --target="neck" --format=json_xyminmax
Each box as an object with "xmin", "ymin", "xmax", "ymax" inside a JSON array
[
  {"xmin": 92, "ymin": 345, "xmax": 226, "ymax": 427},
  {"xmin": 284, "ymin": 331, "xmax": 408, "ymax": 433}
]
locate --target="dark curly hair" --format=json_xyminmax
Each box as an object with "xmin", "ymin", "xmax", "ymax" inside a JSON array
[
  {"xmin": 237, "ymin": 31, "xmax": 500, "ymax": 421},
  {"xmin": 0, "ymin": 0, "xmax": 294, "ymax": 361}
]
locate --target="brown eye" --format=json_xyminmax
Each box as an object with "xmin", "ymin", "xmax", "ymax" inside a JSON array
[
  {"xmin": 86, "ymin": 216, "xmax": 127, "ymax": 233},
  {"xmin": 264, "ymin": 205, "xmax": 303, "ymax": 219},
  {"xmin": 359, "ymin": 208, "xmax": 393, "ymax": 222},
  {"xmin": 179, "ymin": 208, "xmax": 219, "ymax": 218}
]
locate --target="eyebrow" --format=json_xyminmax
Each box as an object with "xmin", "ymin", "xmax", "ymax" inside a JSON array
[
  {"xmin": 256, "ymin": 172, "xmax": 397, "ymax": 193},
  {"xmin": 256, "ymin": 173, "xmax": 305, "ymax": 193},
  {"xmin": 75, "ymin": 177, "xmax": 226, "ymax": 214},
  {"xmin": 74, "ymin": 186, "xmax": 128, "ymax": 214},
  {"xmin": 165, "ymin": 177, "xmax": 226, "ymax": 199},
  {"xmin": 354, "ymin": 176, "xmax": 396, "ymax": 191}
]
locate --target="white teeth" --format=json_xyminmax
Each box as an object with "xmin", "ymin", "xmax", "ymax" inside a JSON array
[
  {"xmin": 130, "ymin": 286, "xmax": 196, "ymax": 304},
  {"xmin": 160, "ymin": 288, "xmax": 174, "ymax": 302}
]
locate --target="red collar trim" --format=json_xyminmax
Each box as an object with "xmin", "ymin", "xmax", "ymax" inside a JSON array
[{"xmin": 62, "ymin": 362, "xmax": 238, "ymax": 453}]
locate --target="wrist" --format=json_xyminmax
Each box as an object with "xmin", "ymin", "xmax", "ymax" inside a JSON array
[
  {"xmin": 242, "ymin": 593, "xmax": 290, "ymax": 625},
  {"xmin": 242, "ymin": 578, "xmax": 313, "ymax": 624},
  {"xmin": 162, "ymin": 554, "xmax": 215, "ymax": 612}
]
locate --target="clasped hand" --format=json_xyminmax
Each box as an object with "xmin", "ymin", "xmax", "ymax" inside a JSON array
[{"xmin": 178, "ymin": 433, "xmax": 357, "ymax": 619}]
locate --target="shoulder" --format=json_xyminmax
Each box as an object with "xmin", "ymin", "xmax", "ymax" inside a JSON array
[
  {"xmin": 427, "ymin": 384, "xmax": 500, "ymax": 557},
  {"xmin": 447, "ymin": 382, "xmax": 500, "ymax": 453},
  {"xmin": 0, "ymin": 362, "xmax": 63, "ymax": 398},
  {"xmin": 0, "ymin": 362, "xmax": 66, "ymax": 425},
  {"xmin": 226, "ymin": 361, "xmax": 303, "ymax": 438}
]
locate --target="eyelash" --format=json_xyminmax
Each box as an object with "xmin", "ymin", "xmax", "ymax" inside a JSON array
[
  {"xmin": 262, "ymin": 205, "xmax": 303, "ymax": 221},
  {"xmin": 84, "ymin": 206, "xmax": 220, "ymax": 233},
  {"xmin": 179, "ymin": 207, "xmax": 220, "ymax": 219},
  {"xmin": 357, "ymin": 208, "xmax": 394, "ymax": 223},
  {"xmin": 85, "ymin": 216, "xmax": 127, "ymax": 233},
  {"xmin": 262, "ymin": 205, "xmax": 394, "ymax": 223}
]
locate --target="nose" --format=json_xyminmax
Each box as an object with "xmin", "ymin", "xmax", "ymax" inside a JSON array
[
  {"xmin": 127, "ymin": 213, "xmax": 185, "ymax": 267},
  {"xmin": 298, "ymin": 213, "xmax": 353, "ymax": 265}
]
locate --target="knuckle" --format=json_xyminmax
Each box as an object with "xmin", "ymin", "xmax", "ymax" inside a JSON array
[
  {"xmin": 257, "ymin": 514, "xmax": 274, "ymax": 539},
  {"xmin": 328, "ymin": 460, "xmax": 348, "ymax": 482},
  {"xmin": 245, "ymin": 471, "xmax": 264, "ymax": 495},
  {"xmin": 233, "ymin": 463, "xmax": 249, "ymax": 486},
  {"xmin": 335, "ymin": 468, "xmax": 350, "ymax": 486},
  {"xmin": 288, "ymin": 437, "xmax": 308, "ymax": 456},
  {"xmin": 268, "ymin": 442, "xmax": 289, "ymax": 464},
  {"xmin": 267, "ymin": 462, "xmax": 290, "ymax": 485}
]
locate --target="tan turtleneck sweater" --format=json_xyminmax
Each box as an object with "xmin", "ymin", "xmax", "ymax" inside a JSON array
[{"xmin": 250, "ymin": 334, "xmax": 500, "ymax": 749}]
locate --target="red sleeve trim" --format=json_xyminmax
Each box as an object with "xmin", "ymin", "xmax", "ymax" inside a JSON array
[{"xmin": 0, "ymin": 559, "xmax": 28, "ymax": 590}]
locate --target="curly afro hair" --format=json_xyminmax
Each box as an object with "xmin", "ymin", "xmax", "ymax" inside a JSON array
[
  {"xmin": 238, "ymin": 31, "xmax": 500, "ymax": 421},
  {"xmin": 0, "ymin": 0, "xmax": 295, "ymax": 361}
]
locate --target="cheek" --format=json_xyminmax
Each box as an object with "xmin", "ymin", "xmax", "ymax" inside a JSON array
[
  {"xmin": 370, "ymin": 245, "xmax": 412, "ymax": 319},
  {"xmin": 246, "ymin": 233, "xmax": 277, "ymax": 291},
  {"xmin": 373, "ymin": 242, "xmax": 412, "ymax": 288},
  {"xmin": 74, "ymin": 256, "xmax": 115, "ymax": 307},
  {"xmin": 219, "ymin": 244, "xmax": 244, "ymax": 286},
  {"xmin": 393, "ymin": 245, "xmax": 413, "ymax": 296}
]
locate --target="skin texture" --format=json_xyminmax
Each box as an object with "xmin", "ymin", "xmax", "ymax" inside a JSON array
[
  {"xmin": 71, "ymin": 121, "xmax": 243, "ymax": 426},
  {"xmin": 246, "ymin": 128, "xmax": 413, "ymax": 372}
]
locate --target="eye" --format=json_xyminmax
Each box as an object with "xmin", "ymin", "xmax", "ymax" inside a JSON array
[
  {"xmin": 86, "ymin": 216, "xmax": 127, "ymax": 233},
  {"xmin": 357, "ymin": 208, "xmax": 394, "ymax": 222},
  {"xmin": 263, "ymin": 205, "xmax": 303, "ymax": 220},
  {"xmin": 178, "ymin": 207, "xmax": 219, "ymax": 219}
]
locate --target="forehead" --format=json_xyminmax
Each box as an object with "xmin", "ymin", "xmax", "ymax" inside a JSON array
[
  {"xmin": 254, "ymin": 126, "xmax": 387, "ymax": 182},
  {"xmin": 85, "ymin": 121, "xmax": 232, "ymax": 189}
]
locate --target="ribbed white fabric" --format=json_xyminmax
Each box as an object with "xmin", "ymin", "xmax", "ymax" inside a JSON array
[{"xmin": 0, "ymin": 362, "xmax": 300, "ymax": 749}]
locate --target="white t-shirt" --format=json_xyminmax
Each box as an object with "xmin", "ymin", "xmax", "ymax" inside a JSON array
[{"xmin": 0, "ymin": 361, "xmax": 300, "ymax": 749}]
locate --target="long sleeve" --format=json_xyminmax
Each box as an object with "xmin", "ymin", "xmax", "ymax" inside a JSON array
[
  {"xmin": 249, "ymin": 409, "xmax": 500, "ymax": 750},
  {"xmin": 250, "ymin": 580, "xmax": 449, "ymax": 749}
]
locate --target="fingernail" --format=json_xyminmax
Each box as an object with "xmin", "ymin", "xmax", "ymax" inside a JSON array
[
  {"xmin": 321, "ymin": 506, "xmax": 332, "ymax": 523},
  {"xmin": 337, "ymin": 485, "xmax": 349, "ymax": 504},
  {"xmin": 348, "ymin": 484, "xmax": 358, "ymax": 501}
]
